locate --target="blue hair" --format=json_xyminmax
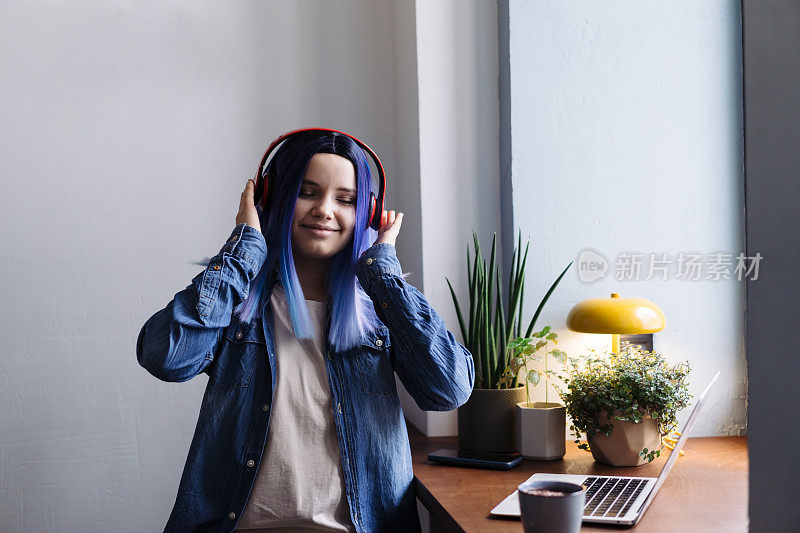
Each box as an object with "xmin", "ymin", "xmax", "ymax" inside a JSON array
[{"xmin": 233, "ymin": 131, "xmax": 384, "ymax": 352}]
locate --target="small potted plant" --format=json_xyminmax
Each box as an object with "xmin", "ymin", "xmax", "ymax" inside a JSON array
[
  {"xmin": 500, "ymin": 327, "xmax": 569, "ymax": 460},
  {"xmin": 445, "ymin": 231, "xmax": 572, "ymax": 453},
  {"xmin": 561, "ymin": 342, "xmax": 691, "ymax": 466}
]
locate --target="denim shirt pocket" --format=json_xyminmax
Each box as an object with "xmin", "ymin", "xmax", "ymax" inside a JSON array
[
  {"xmin": 209, "ymin": 318, "xmax": 265, "ymax": 390},
  {"xmin": 356, "ymin": 329, "xmax": 396, "ymax": 397}
]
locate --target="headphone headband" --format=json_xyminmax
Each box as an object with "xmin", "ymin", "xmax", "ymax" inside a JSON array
[{"xmin": 254, "ymin": 127, "xmax": 386, "ymax": 231}]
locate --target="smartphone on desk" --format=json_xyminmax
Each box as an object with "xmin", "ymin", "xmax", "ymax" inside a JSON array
[{"xmin": 427, "ymin": 449, "xmax": 522, "ymax": 470}]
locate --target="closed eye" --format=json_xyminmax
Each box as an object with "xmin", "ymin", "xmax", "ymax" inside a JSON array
[{"xmin": 299, "ymin": 189, "xmax": 355, "ymax": 204}]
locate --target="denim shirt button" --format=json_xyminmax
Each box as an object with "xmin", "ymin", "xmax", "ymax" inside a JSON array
[
  {"xmin": 381, "ymin": 302, "xmax": 388, "ymax": 309},
  {"xmin": 365, "ymin": 258, "xmax": 373, "ymax": 265},
  {"xmin": 212, "ymin": 265, "xmax": 221, "ymax": 271},
  {"xmin": 246, "ymin": 459, "xmax": 255, "ymax": 468},
  {"xmin": 262, "ymin": 404, "xmax": 270, "ymax": 412},
  {"xmin": 375, "ymin": 339, "xmax": 383, "ymax": 347},
  {"xmin": 228, "ymin": 512, "xmax": 236, "ymax": 520},
  {"xmin": 235, "ymin": 331, "xmax": 243, "ymax": 340}
]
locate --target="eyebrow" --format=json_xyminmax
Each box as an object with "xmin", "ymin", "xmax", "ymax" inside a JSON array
[{"xmin": 301, "ymin": 180, "xmax": 357, "ymax": 194}]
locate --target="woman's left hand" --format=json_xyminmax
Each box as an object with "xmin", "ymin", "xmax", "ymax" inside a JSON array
[{"xmin": 375, "ymin": 210, "xmax": 403, "ymax": 247}]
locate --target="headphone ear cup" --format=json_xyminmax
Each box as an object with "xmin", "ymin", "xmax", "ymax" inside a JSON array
[
  {"xmin": 367, "ymin": 193, "xmax": 377, "ymax": 230},
  {"xmin": 257, "ymin": 173, "xmax": 269, "ymax": 208}
]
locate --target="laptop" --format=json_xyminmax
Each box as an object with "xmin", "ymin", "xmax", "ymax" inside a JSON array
[{"xmin": 490, "ymin": 371, "xmax": 720, "ymax": 526}]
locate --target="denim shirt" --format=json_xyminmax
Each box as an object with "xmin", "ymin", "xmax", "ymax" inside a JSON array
[{"xmin": 136, "ymin": 223, "xmax": 475, "ymax": 532}]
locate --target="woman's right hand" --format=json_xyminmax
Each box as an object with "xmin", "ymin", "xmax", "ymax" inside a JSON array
[{"xmin": 236, "ymin": 179, "xmax": 262, "ymax": 234}]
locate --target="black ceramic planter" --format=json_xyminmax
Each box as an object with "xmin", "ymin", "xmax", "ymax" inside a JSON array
[{"xmin": 457, "ymin": 386, "xmax": 527, "ymax": 453}]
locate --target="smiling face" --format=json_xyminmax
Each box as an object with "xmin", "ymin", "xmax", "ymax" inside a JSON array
[{"xmin": 290, "ymin": 152, "xmax": 358, "ymax": 264}]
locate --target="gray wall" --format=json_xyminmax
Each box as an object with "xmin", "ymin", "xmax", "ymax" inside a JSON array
[{"xmin": 742, "ymin": 1, "xmax": 800, "ymax": 529}]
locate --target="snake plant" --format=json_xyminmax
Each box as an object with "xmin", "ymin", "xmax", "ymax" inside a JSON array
[{"xmin": 445, "ymin": 231, "xmax": 572, "ymax": 389}]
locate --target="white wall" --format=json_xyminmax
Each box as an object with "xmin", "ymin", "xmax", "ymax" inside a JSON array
[
  {"xmin": 393, "ymin": 0, "xmax": 502, "ymax": 436},
  {"xmin": 0, "ymin": 1, "xmax": 398, "ymax": 530},
  {"xmin": 507, "ymin": 0, "xmax": 746, "ymax": 437}
]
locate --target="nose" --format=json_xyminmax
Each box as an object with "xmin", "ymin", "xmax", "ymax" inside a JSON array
[{"xmin": 311, "ymin": 194, "xmax": 335, "ymax": 219}]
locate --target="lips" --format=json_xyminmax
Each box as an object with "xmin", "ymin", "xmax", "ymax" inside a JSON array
[{"xmin": 302, "ymin": 224, "xmax": 338, "ymax": 232}]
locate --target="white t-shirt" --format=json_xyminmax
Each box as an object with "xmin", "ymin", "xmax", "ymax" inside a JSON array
[{"xmin": 234, "ymin": 285, "xmax": 354, "ymax": 532}]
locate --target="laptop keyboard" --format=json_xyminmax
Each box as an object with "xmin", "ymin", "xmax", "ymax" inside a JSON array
[{"xmin": 582, "ymin": 477, "xmax": 647, "ymax": 518}]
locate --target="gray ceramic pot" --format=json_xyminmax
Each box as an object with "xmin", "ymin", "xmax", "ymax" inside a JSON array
[
  {"xmin": 457, "ymin": 386, "xmax": 526, "ymax": 453},
  {"xmin": 517, "ymin": 402, "xmax": 567, "ymax": 460}
]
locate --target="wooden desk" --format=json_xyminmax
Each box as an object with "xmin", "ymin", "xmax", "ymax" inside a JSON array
[{"xmin": 408, "ymin": 425, "xmax": 748, "ymax": 532}]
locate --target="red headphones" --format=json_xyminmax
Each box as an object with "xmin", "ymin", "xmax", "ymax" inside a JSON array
[{"xmin": 253, "ymin": 127, "xmax": 387, "ymax": 231}]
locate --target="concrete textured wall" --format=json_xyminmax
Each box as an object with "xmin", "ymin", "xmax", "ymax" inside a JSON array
[{"xmin": 507, "ymin": 0, "xmax": 746, "ymax": 437}]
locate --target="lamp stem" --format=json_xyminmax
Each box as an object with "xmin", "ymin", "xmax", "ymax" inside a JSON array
[{"xmin": 610, "ymin": 293, "xmax": 621, "ymax": 353}]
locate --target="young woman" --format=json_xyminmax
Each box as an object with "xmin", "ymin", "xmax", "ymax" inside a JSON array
[{"xmin": 136, "ymin": 130, "xmax": 475, "ymax": 532}]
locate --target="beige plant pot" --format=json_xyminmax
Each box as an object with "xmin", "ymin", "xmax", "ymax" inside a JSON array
[
  {"xmin": 457, "ymin": 386, "xmax": 527, "ymax": 453},
  {"xmin": 516, "ymin": 402, "xmax": 566, "ymax": 460},
  {"xmin": 587, "ymin": 410, "xmax": 661, "ymax": 466}
]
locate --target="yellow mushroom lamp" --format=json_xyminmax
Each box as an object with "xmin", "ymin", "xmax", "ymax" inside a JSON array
[{"xmin": 566, "ymin": 293, "xmax": 666, "ymax": 353}]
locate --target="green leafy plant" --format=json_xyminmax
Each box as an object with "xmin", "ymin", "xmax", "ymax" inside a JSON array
[
  {"xmin": 445, "ymin": 230, "xmax": 572, "ymax": 389},
  {"xmin": 560, "ymin": 342, "xmax": 691, "ymax": 463},
  {"xmin": 498, "ymin": 327, "xmax": 568, "ymax": 404}
]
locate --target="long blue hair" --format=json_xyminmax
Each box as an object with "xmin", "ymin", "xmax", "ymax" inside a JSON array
[{"xmin": 232, "ymin": 131, "xmax": 384, "ymax": 352}]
